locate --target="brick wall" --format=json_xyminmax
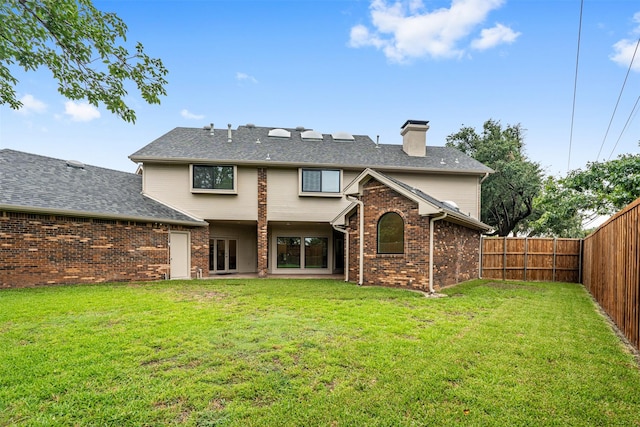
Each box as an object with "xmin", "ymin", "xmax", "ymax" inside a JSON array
[
  {"xmin": 0, "ymin": 211, "xmax": 209, "ymax": 288},
  {"xmin": 257, "ymin": 167, "xmax": 268, "ymax": 277},
  {"xmin": 433, "ymin": 220, "xmax": 481, "ymax": 287},
  {"xmin": 347, "ymin": 178, "xmax": 481, "ymax": 291}
]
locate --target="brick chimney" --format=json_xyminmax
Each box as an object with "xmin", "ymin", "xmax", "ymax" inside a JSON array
[{"xmin": 401, "ymin": 120, "xmax": 429, "ymax": 157}]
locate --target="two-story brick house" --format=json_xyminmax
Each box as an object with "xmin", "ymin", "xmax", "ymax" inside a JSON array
[{"xmin": 129, "ymin": 120, "xmax": 492, "ymax": 290}]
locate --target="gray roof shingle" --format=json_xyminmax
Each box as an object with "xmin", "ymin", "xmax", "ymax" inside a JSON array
[
  {"xmin": 0, "ymin": 149, "xmax": 205, "ymax": 226},
  {"xmin": 129, "ymin": 125, "xmax": 493, "ymax": 174}
]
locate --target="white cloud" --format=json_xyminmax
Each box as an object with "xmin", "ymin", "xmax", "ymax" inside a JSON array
[
  {"xmin": 64, "ymin": 101, "xmax": 100, "ymax": 122},
  {"xmin": 17, "ymin": 94, "xmax": 47, "ymax": 115},
  {"xmin": 471, "ymin": 23, "xmax": 520, "ymax": 50},
  {"xmin": 349, "ymin": 0, "xmax": 518, "ymax": 62},
  {"xmin": 236, "ymin": 72, "xmax": 258, "ymax": 84},
  {"xmin": 180, "ymin": 109, "xmax": 205, "ymax": 120},
  {"xmin": 610, "ymin": 12, "xmax": 640, "ymax": 71}
]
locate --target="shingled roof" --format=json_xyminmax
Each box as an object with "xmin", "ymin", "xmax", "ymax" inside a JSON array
[
  {"xmin": 129, "ymin": 125, "xmax": 493, "ymax": 174},
  {"xmin": 0, "ymin": 149, "xmax": 206, "ymax": 226}
]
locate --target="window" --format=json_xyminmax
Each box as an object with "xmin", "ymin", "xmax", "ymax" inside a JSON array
[
  {"xmin": 191, "ymin": 165, "xmax": 236, "ymax": 193},
  {"xmin": 277, "ymin": 237, "xmax": 301, "ymax": 268},
  {"xmin": 304, "ymin": 237, "xmax": 328, "ymax": 268},
  {"xmin": 377, "ymin": 212, "xmax": 404, "ymax": 254},
  {"xmin": 301, "ymin": 169, "xmax": 341, "ymax": 194},
  {"xmin": 276, "ymin": 236, "xmax": 329, "ymax": 269}
]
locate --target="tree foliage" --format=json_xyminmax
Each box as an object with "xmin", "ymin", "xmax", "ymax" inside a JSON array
[
  {"xmin": 0, "ymin": 0, "xmax": 168, "ymax": 122},
  {"xmin": 446, "ymin": 119, "xmax": 542, "ymax": 236},
  {"xmin": 522, "ymin": 153, "xmax": 640, "ymax": 238}
]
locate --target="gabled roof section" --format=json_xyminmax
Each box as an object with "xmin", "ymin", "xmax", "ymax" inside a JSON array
[
  {"xmin": 340, "ymin": 168, "xmax": 491, "ymax": 231},
  {"xmin": 0, "ymin": 149, "xmax": 206, "ymax": 226},
  {"xmin": 129, "ymin": 125, "xmax": 493, "ymax": 175}
]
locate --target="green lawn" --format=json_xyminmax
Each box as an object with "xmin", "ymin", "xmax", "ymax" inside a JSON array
[{"xmin": 1, "ymin": 279, "xmax": 638, "ymax": 426}]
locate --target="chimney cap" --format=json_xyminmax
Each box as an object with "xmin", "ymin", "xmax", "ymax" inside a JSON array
[{"xmin": 401, "ymin": 119, "xmax": 429, "ymax": 128}]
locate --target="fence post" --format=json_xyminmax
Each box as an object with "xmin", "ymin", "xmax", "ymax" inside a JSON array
[
  {"xmin": 552, "ymin": 238, "xmax": 557, "ymax": 282},
  {"xmin": 503, "ymin": 237, "xmax": 507, "ymax": 281},
  {"xmin": 524, "ymin": 237, "xmax": 528, "ymax": 281}
]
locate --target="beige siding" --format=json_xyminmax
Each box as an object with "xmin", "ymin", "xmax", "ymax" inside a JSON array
[
  {"xmin": 143, "ymin": 163, "xmax": 258, "ymax": 221},
  {"xmin": 267, "ymin": 169, "xmax": 356, "ymax": 222},
  {"xmin": 384, "ymin": 172, "xmax": 481, "ymax": 219}
]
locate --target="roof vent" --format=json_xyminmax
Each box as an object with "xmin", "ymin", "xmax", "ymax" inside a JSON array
[
  {"xmin": 268, "ymin": 128, "xmax": 291, "ymax": 138},
  {"xmin": 66, "ymin": 160, "xmax": 85, "ymax": 169},
  {"xmin": 301, "ymin": 130, "xmax": 323, "ymax": 141},
  {"xmin": 331, "ymin": 131, "xmax": 354, "ymax": 142},
  {"xmin": 295, "ymin": 126, "xmax": 306, "ymax": 131},
  {"xmin": 246, "ymin": 123, "xmax": 255, "ymax": 128},
  {"xmin": 443, "ymin": 200, "xmax": 459, "ymax": 210}
]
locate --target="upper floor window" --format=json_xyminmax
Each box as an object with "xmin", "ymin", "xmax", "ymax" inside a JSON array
[
  {"xmin": 377, "ymin": 212, "xmax": 404, "ymax": 254},
  {"xmin": 191, "ymin": 165, "xmax": 237, "ymax": 194},
  {"xmin": 300, "ymin": 168, "xmax": 341, "ymax": 195}
]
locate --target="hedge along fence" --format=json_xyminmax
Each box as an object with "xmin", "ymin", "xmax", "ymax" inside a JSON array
[
  {"xmin": 582, "ymin": 197, "xmax": 640, "ymax": 352},
  {"xmin": 481, "ymin": 237, "xmax": 582, "ymax": 283}
]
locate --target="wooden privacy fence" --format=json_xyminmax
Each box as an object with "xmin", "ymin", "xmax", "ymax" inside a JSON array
[
  {"xmin": 582, "ymin": 197, "xmax": 640, "ymax": 352},
  {"xmin": 481, "ymin": 237, "xmax": 582, "ymax": 283}
]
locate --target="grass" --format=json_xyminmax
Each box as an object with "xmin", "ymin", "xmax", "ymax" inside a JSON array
[{"xmin": 0, "ymin": 279, "xmax": 639, "ymax": 426}]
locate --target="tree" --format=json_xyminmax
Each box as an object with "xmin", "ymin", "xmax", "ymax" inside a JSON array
[
  {"xmin": 519, "ymin": 152, "xmax": 640, "ymax": 238},
  {"xmin": 517, "ymin": 176, "xmax": 587, "ymax": 238},
  {"xmin": 564, "ymin": 153, "xmax": 640, "ymax": 215},
  {"xmin": 1, "ymin": 0, "xmax": 168, "ymax": 123},
  {"xmin": 446, "ymin": 119, "xmax": 543, "ymax": 236}
]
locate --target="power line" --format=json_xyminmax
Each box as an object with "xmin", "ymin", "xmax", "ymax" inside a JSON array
[
  {"xmin": 607, "ymin": 95, "xmax": 640, "ymax": 160},
  {"xmin": 596, "ymin": 37, "xmax": 640, "ymax": 161},
  {"xmin": 568, "ymin": 0, "xmax": 583, "ymax": 172}
]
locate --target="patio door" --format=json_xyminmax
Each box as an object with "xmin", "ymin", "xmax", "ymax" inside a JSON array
[{"xmin": 211, "ymin": 238, "xmax": 237, "ymax": 273}]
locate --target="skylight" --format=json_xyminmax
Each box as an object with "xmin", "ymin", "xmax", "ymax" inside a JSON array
[
  {"xmin": 301, "ymin": 130, "xmax": 323, "ymax": 141},
  {"xmin": 331, "ymin": 131, "xmax": 354, "ymax": 142},
  {"xmin": 268, "ymin": 128, "xmax": 291, "ymax": 138}
]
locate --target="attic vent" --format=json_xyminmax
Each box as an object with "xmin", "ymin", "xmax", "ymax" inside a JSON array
[
  {"xmin": 66, "ymin": 160, "xmax": 85, "ymax": 169},
  {"xmin": 268, "ymin": 128, "xmax": 291, "ymax": 138},
  {"xmin": 331, "ymin": 131, "xmax": 354, "ymax": 142},
  {"xmin": 301, "ymin": 130, "xmax": 323, "ymax": 141}
]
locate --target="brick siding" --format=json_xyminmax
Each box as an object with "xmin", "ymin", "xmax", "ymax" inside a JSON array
[
  {"xmin": 347, "ymin": 178, "xmax": 481, "ymax": 290},
  {"xmin": 0, "ymin": 211, "xmax": 209, "ymax": 288}
]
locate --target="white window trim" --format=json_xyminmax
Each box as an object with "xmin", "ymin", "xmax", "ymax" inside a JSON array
[
  {"xmin": 298, "ymin": 168, "xmax": 343, "ymax": 197},
  {"xmin": 190, "ymin": 164, "xmax": 238, "ymax": 194}
]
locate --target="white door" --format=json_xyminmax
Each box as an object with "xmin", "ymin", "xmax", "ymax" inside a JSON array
[{"xmin": 170, "ymin": 231, "xmax": 190, "ymax": 279}]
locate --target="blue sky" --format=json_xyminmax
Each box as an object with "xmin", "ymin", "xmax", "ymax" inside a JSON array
[{"xmin": 1, "ymin": 0, "xmax": 639, "ymax": 176}]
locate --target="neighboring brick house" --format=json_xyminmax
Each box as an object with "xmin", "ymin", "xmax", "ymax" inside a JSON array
[
  {"xmin": 0, "ymin": 149, "xmax": 208, "ymax": 288},
  {"xmin": 129, "ymin": 119, "xmax": 493, "ymax": 290}
]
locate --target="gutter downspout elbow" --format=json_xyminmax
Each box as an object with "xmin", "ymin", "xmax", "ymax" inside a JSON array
[
  {"xmin": 480, "ymin": 172, "xmax": 490, "ymax": 183},
  {"xmin": 346, "ymin": 195, "xmax": 364, "ymax": 286},
  {"xmin": 331, "ymin": 223, "xmax": 349, "ymax": 282},
  {"xmin": 429, "ymin": 212, "xmax": 447, "ymax": 294}
]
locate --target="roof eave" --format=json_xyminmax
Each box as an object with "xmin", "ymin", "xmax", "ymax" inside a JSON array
[
  {"xmin": 0, "ymin": 204, "xmax": 207, "ymax": 227},
  {"xmin": 128, "ymin": 156, "xmax": 493, "ymax": 175}
]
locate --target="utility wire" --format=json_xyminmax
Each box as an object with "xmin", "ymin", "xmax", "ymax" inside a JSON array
[
  {"xmin": 607, "ymin": 94, "xmax": 640, "ymax": 160},
  {"xmin": 568, "ymin": 0, "xmax": 583, "ymax": 172},
  {"xmin": 596, "ymin": 37, "xmax": 640, "ymax": 160}
]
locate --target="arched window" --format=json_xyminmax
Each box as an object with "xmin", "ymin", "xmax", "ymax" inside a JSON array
[{"xmin": 377, "ymin": 212, "xmax": 404, "ymax": 254}]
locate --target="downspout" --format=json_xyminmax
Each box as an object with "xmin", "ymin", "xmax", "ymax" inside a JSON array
[
  {"xmin": 429, "ymin": 212, "xmax": 447, "ymax": 294},
  {"xmin": 331, "ymin": 224, "xmax": 349, "ymax": 282},
  {"xmin": 346, "ymin": 195, "xmax": 364, "ymax": 286}
]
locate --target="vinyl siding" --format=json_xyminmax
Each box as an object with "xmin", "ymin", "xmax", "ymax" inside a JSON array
[
  {"xmin": 266, "ymin": 169, "xmax": 357, "ymax": 222},
  {"xmin": 143, "ymin": 163, "xmax": 258, "ymax": 220},
  {"xmin": 384, "ymin": 172, "xmax": 480, "ymax": 219}
]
